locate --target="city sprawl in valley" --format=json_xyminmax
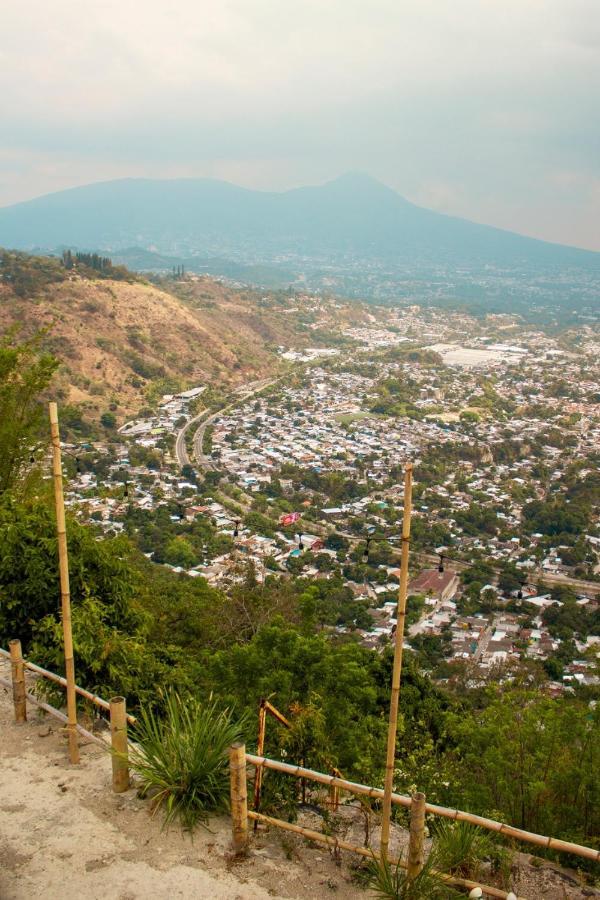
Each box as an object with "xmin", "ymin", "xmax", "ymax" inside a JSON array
[{"xmin": 55, "ymin": 291, "xmax": 599, "ymax": 693}]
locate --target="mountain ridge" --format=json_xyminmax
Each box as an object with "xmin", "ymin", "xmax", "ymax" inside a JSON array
[{"xmin": 1, "ymin": 174, "xmax": 598, "ymax": 271}]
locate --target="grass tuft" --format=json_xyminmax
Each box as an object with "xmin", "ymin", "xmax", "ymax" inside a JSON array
[
  {"xmin": 128, "ymin": 690, "xmax": 246, "ymax": 831},
  {"xmin": 367, "ymin": 852, "xmax": 462, "ymax": 899}
]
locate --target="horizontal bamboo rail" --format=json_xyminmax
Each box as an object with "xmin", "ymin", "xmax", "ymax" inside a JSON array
[
  {"xmin": 249, "ymin": 808, "xmax": 378, "ymax": 860},
  {"xmin": 0, "ymin": 674, "xmax": 106, "ymax": 748},
  {"xmin": 246, "ymin": 753, "xmax": 600, "ymax": 863},
  {"xmin": 2, "ymin": 651, "xmax": 131, "ymax": 791},
  {"xmin": 0, "ymin": 647, "xmax": 137, "ymax": 725},
  {"xmin": 248, "ymin": 807, "xmax": 524, "ymax": 899}
]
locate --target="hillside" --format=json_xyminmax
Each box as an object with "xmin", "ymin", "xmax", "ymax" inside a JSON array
[
  {"xmin": 0, "ymin": 251, "xmax": 366, "ymax": 422},
  {"xmin": 1, "ymin": 174, "xmax": 598, "ymax": 275}
]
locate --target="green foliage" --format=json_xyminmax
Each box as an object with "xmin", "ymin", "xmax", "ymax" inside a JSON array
[
  {"xmin": 203, "ymin": 624, "xmax": 451, "ymax": 782},
  {"xmin": 447, "ymin": 688, "xmax": 600, "ymax": 843},
  {"xmin": 368, "ymin": 376, "xmax": 424, "ymax": 419},
  {"xmin": 0, "ymin": 498, "xmax": 139, "ymax": 645},
  {"xmin": 381, "ymin": 346, "xmax": 444, "ymax": 367},
  {"xmin": 325, "ymin": 531, "xmax": 349, "ymax": 551},
  {"xmin": 63, "ymin": 249, "xmax": 135, "ymax": 281},
  {"xmin": 163, "ymin": 536, "xmax": 198, "ymax": 569},
  {"xmin": 283, "ymin": 466, "xmax": 369, "ymax": 504},
  {"xmin": 522, "ymin": 497, "xmax": 590, "ymax": 537},
  {"xmin": 542, "ymin": 591, "xmax": 598, "ymax": 640},
  {"xmin": 459, "ymin": 410, "xmax": 480, "ymax": 424},
  {"xmin": 454, "ymin": 503, "xmax": 499, "ymax": 537},
  {"xmin": 128, "ymin": 691, "xmax": 246, "ymax": 830},
  {"xmin": 122, "ymin": 350, "xmax": 166, "ymax": 380},
  {"xmin": 0, "ymin": 498, "xmax": 181, "ymax": 705},
  {"xmin": 0, "ymin": 333, "xmax": 58, "ymax": 495},
  {"xmin": 244, "ymin": 510, "xmax": 276, "ymax": 538},
  {"xmin": 0, "ymin": 249, "xmax": 67, "ymax": 296},
  {"xmin": 279, "ymin": 695, "xmax": 333, "ymax": 772}
]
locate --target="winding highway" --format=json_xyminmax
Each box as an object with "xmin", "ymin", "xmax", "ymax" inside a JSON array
[
  {"xmin": 175, "ymin": 409, "xmax": 211, "ymax": 468},
  {"xmin": 175, "ymin": 377, "xmax": 281, "ymax": 472}
]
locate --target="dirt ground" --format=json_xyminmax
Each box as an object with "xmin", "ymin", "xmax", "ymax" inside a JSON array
[{"xmin": 0, "ymin": 659, "xmax": 597, "ymax": 900}]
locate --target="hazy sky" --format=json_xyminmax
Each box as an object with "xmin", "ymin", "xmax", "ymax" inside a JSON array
[{"xmin": 2, "ymin": 0, "xmax": 599, "ymax": 249}]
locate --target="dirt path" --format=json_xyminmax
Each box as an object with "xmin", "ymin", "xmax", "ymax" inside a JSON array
[{"xmin": 0, "ymin": 660, "xmax": 366, "ymax": 900}]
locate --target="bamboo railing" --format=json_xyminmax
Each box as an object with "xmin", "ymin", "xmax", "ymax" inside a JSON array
[
  {"xmin": 247, "ymin": 810, "xmax": 520, "ymax": 900},
  {"xmin": 232, "ymin": 744, "xmax": 532, "ymax": 899},
  {"xmin": 0, "ymin": 646, "xmax": 136, "ymax": 724},
  {"xmin": 0, "ymin": 671, "xmax": 105, "ymax": 747},
  {"xmin": 243, "ymin": 751, "xmax": 600, "ymax": 864},
  {"xmin": 1, "ymin": 641, "xmax": 131, "ymax": 790},
  {"xmin": 3, "ymin": 646, "xmax": 598, "ymax": 896}
]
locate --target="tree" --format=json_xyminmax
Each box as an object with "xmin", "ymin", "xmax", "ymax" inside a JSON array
[
  {"xmin": 203, "ymin": 622, "xmax": 450, "ymax": 779},
  {"xmin": 0, "ymin": 498, "xmax": 142, "ymax": 650},
  {"xmin": 0, "ymin": 333, "xmax": 58, "ymax": 495},
  {"xmin": 522, "ymin": 498, "xmax": 589, "ymax": 537},
  {"xmin": 100, "ymin": 411, "xmax": 117, "ymax": 430},
  {"xmin": 448, "ymin": 689, "xmax": 599, "ymax": 841},
  {"xmin": 163, "ymin": 536, "xmax": 198, "ymax": 569},
  {"xmin": 181, "ymin": 464, "xmax": 197, "ymax": 483},
  {"xmin": 325, "ymin": 531, "xmax": 349, "ymax": 552}
]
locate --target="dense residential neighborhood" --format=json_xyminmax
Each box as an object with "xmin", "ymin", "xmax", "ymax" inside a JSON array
[{"xmin": 60, "ymin": 302, "xmax": 599, "ymax": 693}]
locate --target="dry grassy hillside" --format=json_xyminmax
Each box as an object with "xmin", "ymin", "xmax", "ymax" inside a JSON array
[
  {"xmin": 0, "ymin": 275, "xmax": 273, "ymax": 419},
  {"xmin": 0, "ymin": 252, "xmax": 368, "ymax": 423}
]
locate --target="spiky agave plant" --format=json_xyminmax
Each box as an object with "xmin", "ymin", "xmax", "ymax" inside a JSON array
[
  {"xmin": 431, "ymin": 820, "xmax": 496, "ymax": 881},
  {"xmin": 367, "ymin": 853, "xmax": 462, "ymax": 900},
  {"xmin": 127, "ymin": 691, "xmax": 246, "ymax": 830}
]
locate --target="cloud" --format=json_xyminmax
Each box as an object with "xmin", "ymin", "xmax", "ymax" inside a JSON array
[{"xmin": 1, "ymin": 0, "xmax": 599, "ymax": 248}]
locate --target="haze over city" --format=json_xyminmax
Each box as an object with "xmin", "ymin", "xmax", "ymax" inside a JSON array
[{"xmin": 2, "ymin": 0, "xmax": 599, "ymax": 250}]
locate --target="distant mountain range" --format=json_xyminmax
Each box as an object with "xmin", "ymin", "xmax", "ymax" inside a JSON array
[
  {"xmin": 1, "ymin": 173, "xmax": 598, "ymax": 273},
  {"xmin": 1, "ymin": 174, "xmax": 599, "ymax": 322}
]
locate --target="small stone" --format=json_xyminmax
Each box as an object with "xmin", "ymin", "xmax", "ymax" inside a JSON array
[
  {"xmin": 38, "ymin": 725, "xmax": 52, "ymax": 738},
  {"xmin": 468, "ymin": 891, "xmax": 483, "ymax": 899}
]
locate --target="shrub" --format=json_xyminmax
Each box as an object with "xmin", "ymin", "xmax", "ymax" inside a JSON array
[
  {"xmin": 431, "ymin": 820, "xmax": 495, "ymax": 881},
  {"xmin": 367, "ymin": 853, "xmax": 460, "ymax": 899},
  {"xmin": 128, "ymin": 691, "xmax": 246, "ymax": 830}
]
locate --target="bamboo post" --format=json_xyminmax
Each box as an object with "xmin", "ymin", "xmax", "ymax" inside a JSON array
[
  {"xmin": 49, "ymin": 401, "xmax": 80, "ymax": 765},
  {"xmin": 253, "ymin": 699, "xmax": 267, "ymax": 831},
  {"xmin": 329, "ymin": 767, "xmax": 341, "ymax": 812},
  {"xmin": 380, "ymin": 462, "xmax": 413, "ymax": 861},
  {"xmin": 110, "ymin": 697, "xmax": 129, "ymax": 792},
  {"xmin": 9, "ymin": 639, "xmax": 27, "ymax": 723},
  {"xmin": 407, "ymin": 791, "xmax": 426, "ymax": 880},
  {"xmin": 230, "ymin": 742, "xmax": 249, "ymax": 855}
]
